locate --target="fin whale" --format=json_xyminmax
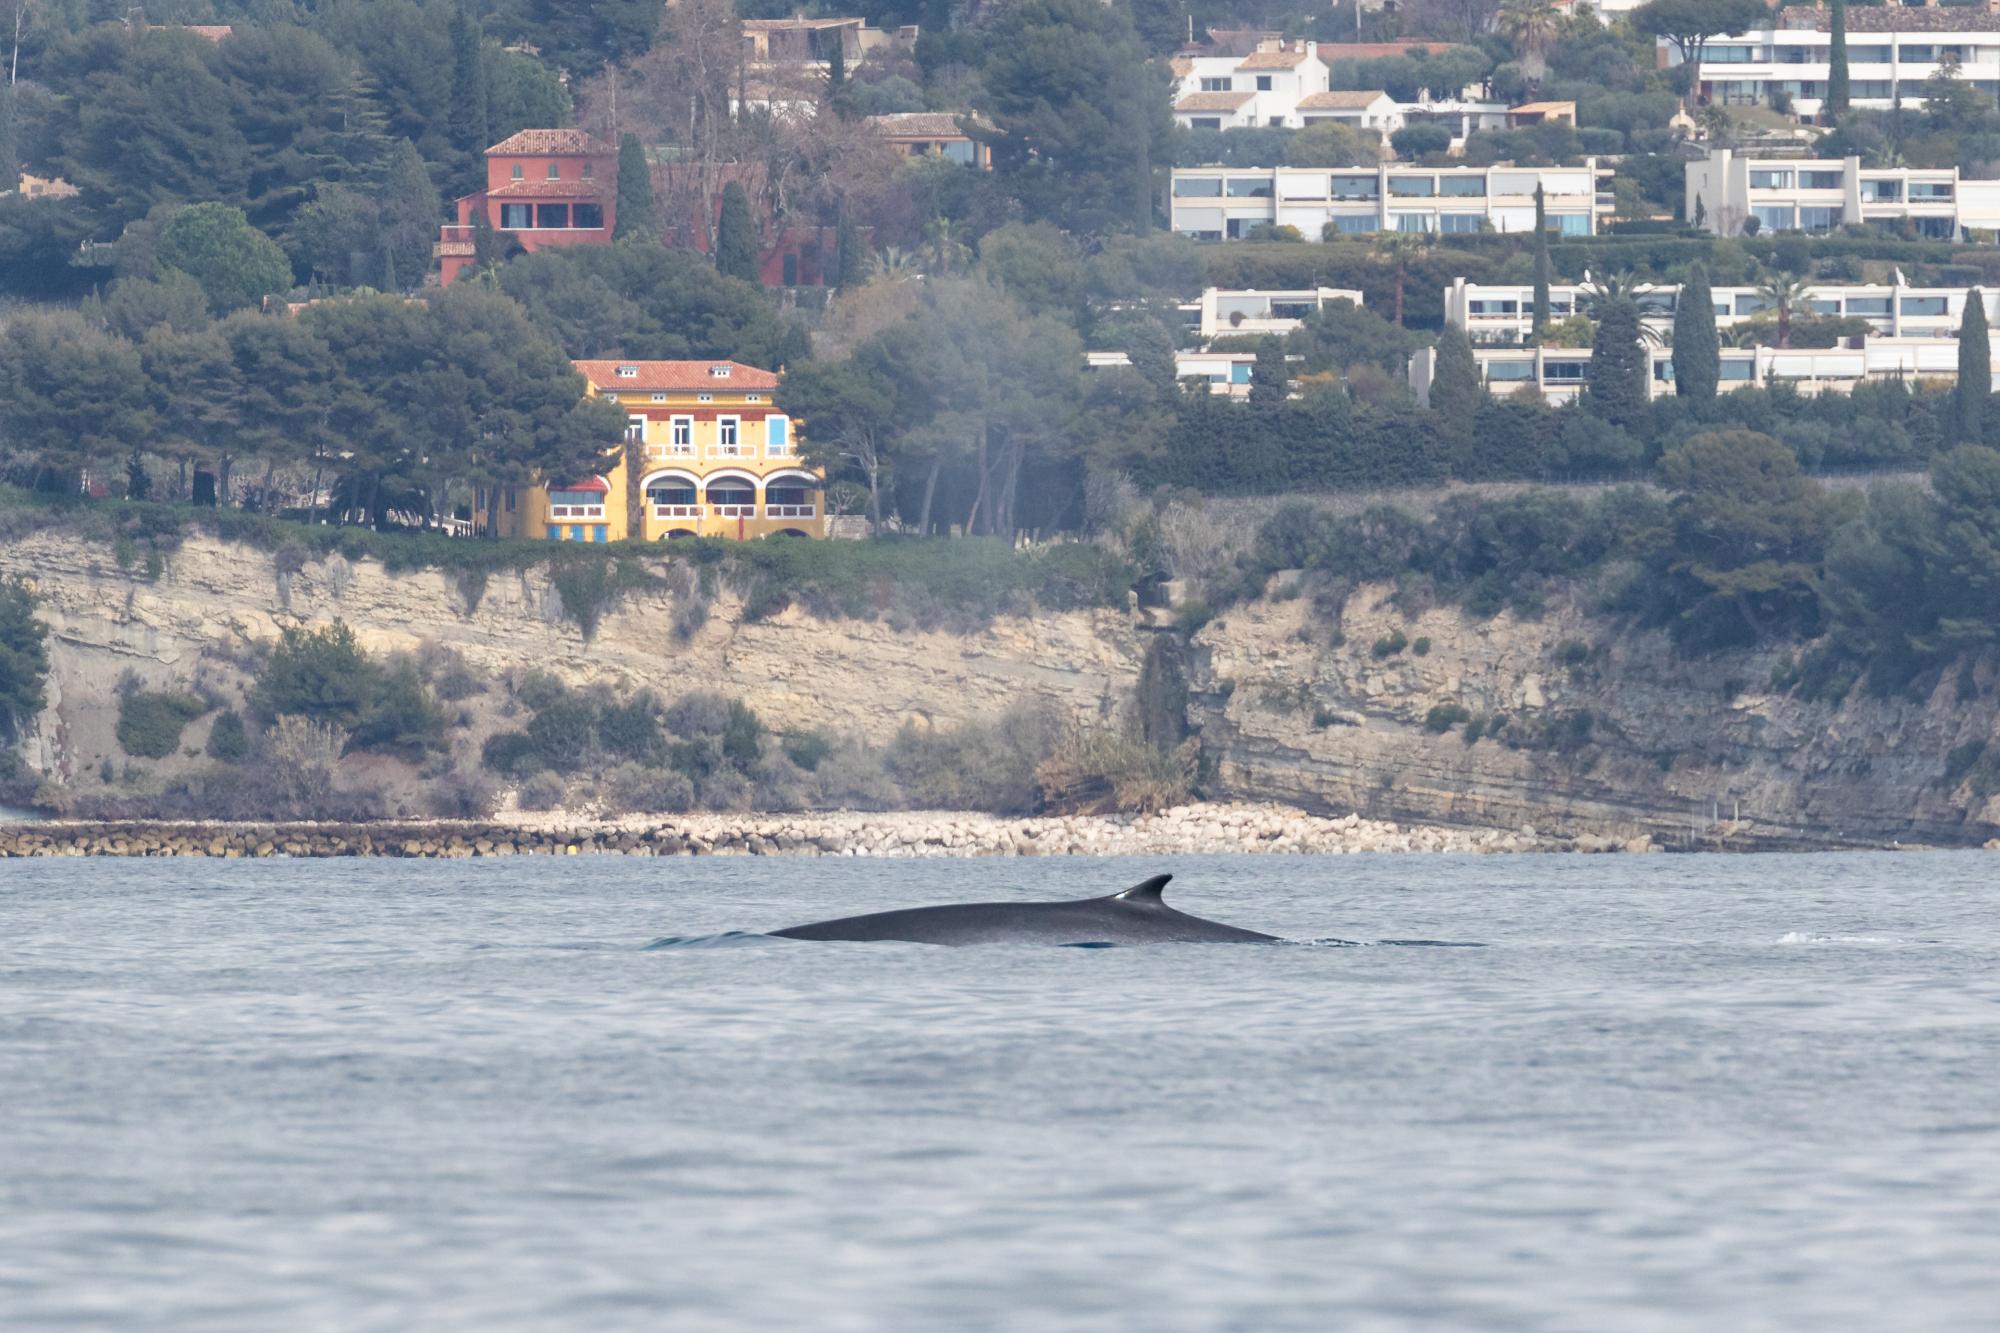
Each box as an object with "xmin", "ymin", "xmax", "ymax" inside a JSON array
[{"xmin": 768, "ymin": 874, "xmax": 1277, "ymax": 946}]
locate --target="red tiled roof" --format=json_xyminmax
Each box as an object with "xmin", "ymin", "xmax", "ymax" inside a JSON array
[
  {"xmin": 1297, "ymin": 90, "xmax": 1391, "ymax": 110},
  {"xmin": 487, "ymin": 179, "xmax": 607, "ymax": 198},
  {"xmin": 1176, "ymin": 91, "xmax": 1256, "ymax": 112},
  {"xmin": 864, "ymin": 112, "xmax": 982, "ymax": 139},
  {"xmin": 1316, "ymin": 42, "xmax": 1445, "ymax": 60},
  {"xmin": 574, "ymin": 360, "xmax": 782, "ymax": 391},
  {"xmin": 486, "ymin": 129, "xmax": 614, "ymax": 156},
  {"xmin": 553, "ymin": 477, "xmax": 610, "ymax": 493},
  {"xmin": 1238, "ymin": 49, "xmax": 1310, "ymax": 69},
  {"xmin": 1776, "ymin": 4, "xmax": 2000, "ymax": 32}
]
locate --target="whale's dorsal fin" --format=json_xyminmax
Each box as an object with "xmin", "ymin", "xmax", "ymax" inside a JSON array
[{"xmin": 1112, "ymin": 874, "xmax": 1172, "ymax": 904}]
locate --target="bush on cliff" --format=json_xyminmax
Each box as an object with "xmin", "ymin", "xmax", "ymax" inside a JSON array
[
  {"xmin": 0, "ymin": 576, "xmax": 49, "ymax": 747},
  {"xmin": 252, "ymin": 623, "xmax": 444, "ymax": 757},
  {"xmin": 116, "ymin": 690, "xmax": 209, "ymax": 759}
]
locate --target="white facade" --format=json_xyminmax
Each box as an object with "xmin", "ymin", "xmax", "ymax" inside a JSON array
[
  {"xmin": 1173, "ymin": 40, "xmax": 1333, "ymax": 130},
  {"xmin": 1409, "ymin": 338, "xmax": 2000, "ymax": 406},
  {"xmin": 1190, "ymin": 287, "xmax": 1364, "ymax": 340},
  {"xmin": 1175, "ymin": 350, "xmax": 1260, "ymax": 397},
  {"xmin": 1686, "ymin": 149, "xmax": 2000, "ymax": 240},
  {"xmin": 1294, "ymin": 91, "xmax": 1403, "ymax": 138},
  {"xmin": 1170, "ymin": 162, "xmax": 1612, "ymax": 240},
  {"xmin": 1672, "ymin": 6, "xmax": 2000, "ymax": 122},
  {"xmin": 1445, "ymin": 276, "xmax": 2000, "ymax": 343}
]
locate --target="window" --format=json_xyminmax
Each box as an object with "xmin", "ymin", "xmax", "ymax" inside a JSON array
[
  {"xmin": 1799, "ymin": 170, "xmax": 1844, "ymax": 190},
  {"xmin": 1331, "ymin": 176, "xmax": 1380, "ymax": 200},
  {"xmin": 572, "ymin": 203, "xmax": 604, "ymax": 229},
  {"xmin": 1902, "ymin": 296, "xmax": 1949, "ymax": 316},
  {"xmin": 1860, "ymin": 179, "xmax": 1902, "ymax": 203},
  {"xmin": 1901, "ymin": 45, "xmax": 1935, "ymax": 63},
  {"xmin": 505, "ymin": 489, "xmax": 516, "ymax": 513},
  {"xmin": 617, "ymin": 365, "xmax": 638, "ymax": 378},
  {"xmin": 500, "ymin": 203, "xmax": 531, "ymax": 229},
  {"xmin": 767, "ymin": 415, "xmax": 791, "ymax": 456},
  {"xmin": 1190, "ymin": 118, "xmax": 1222, "ymax": 131},
  {"xmin": 745, "ymin": 394, "xmax": 763, "ymax": 402},
  {"xmin": 1229, "ymin": 364, "xmax": 1253, "ymax": 385},
  {"xmin": 536, "ymin": 203, "xmax": 569, "ymax": 228},
  {"xmin": 698, "ymin": 393, "xmax": 713, "ymax": 403},
  {"xmin": 1200, "ymin": 77, "xmax": 1231, "ymax": 92},
  {"xmin": 582, "ymin": 162, "xmax": 594, "ymax": 179},
  {"xmin": 1392, "ymin": 212, "xmax": 1435, "ymax": 233},
  {"xmin": 1799, "ymin": 206, "xmax": 1839, "ymax": 234},
  {"xmin": 1439, "ymin": 213, "xmax": 1484, "ymax": 234},
  {"xmin": 1440, "ymin": 177, "xmax": 1485, "ymax": 197},
  {"xmin": 648, "ymin": 482, "xmax": 696, "ymax": 506},
  {"xmin": 671, "ymin": 417, "xmax": 692, "ymax": 452},
  {"xmin": 1388, "ymin": 176, "xmax": 1436, "ymax": 197},
  {"xmin": 1705, "ymin": 45, "xmax": 1756, "ymax": 64},
  {"xmin": 624, "ymin": 415, "xmax": 645, "ymax": 444},
  {"xmin": 1808, "ymin": 299, "xmax": 1842, "ymax": 316},
  {"xmin": 1553, "ymin": 213, "xmax": 1590, "ymax": 236},
  {"xmin": 1256, "ymin": 75, "xmax": 1272, "ymax": 91},
  {"xmin": 1720, "ymin": 358, "xmax": 1756, "ymax": 381},
  {"xmin": 1329, "ymin": 213, "xmax": 1376, "ymax": 234},
  {"xmin": 1484, "ymin": 360, "xmax": 1534, "ymax": 382},
  {"xmin": 1469, "ymin": 299, "xmax": 1519, "ymax": 316},
  {"xmin": 651, "ymin": 393, "xmax": 667, "ymax": 403},
  {"xmin": 1542, "ymin": 360, "xmax": 1587, "ymax": 383},
  {"xmin": 1174, "ymin": 176, "xmax": 1224, "ymax": 197},
  {"xmin": 1269, "ymin": 302, "xmax": 1313, "ymax": 320},
  {"xmin": 1914, "ymin": 216, "xmax": 1955, "ymax": 239},
  {"xmin": 1851, "ymin": 46, "xmax": 1890, "ymax": 64},
  {"xmin": 1752, "ymin": 204, "xmax": 1795, "ymax": 232},
  {"xmin": 1225, "ymin": 177, "xmax": 1273, "ymax": 197},
  {"xmin": 547, "ymin": 162, "xmax": 561, "ymax": 179},
  {"xmin": 1750, "ymin": 169, "xmax": 1794, "ymax": 190},
  {"xmin": 710, "ymin": 365, "xmax": 732, "ymax": 378},
  {"xmin": 1909, "ymin": 181, "xmax": 1954, "ymax": 200},
  {"xmin": 1846, "ymin": 297, "xmax": 1891, "ymax": 316},
  {"xmin": 511, "ymin": 164, "xmax": 524, "ymax": 180},
  {"xmin": 1735, "ymin": 294, "xmax": 1770, "ymax": 315},
  {"xmin": 708, "ymin": 484, "xmax": 755, "ymax": 510},
  {"xmin": 718, "ymin": 417, "xmax": 741, "ymax": 452}
]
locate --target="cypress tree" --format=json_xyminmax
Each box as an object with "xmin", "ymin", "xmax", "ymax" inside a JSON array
[
  {"xmin": 449, "ymin": 5, "xmax": 490, "ymax": 194},
  {"xmin": 1532, "ymin": 185, "xmax": 1551, "ymax": 343},
  {"xmin": 1586, "ymin": 299, "xmax": 1649, "ymax": 430},
  {"xmin": 1673, "ymin": 261, "xmax": 1720, "ymax": 400},
  {"xmin": 1249, "ymin": 335, "xmax": 1288, "ymax": 409},
  {"xmin": 378, "ymin": 235, "xmax": 399, "ymax": 293},
  {"xmin": 0, "ymin": 78, "xmax": 17, "ymax": 195},
  {"xmin": 1827, "ymin": 0, "xmax": 1851, "ymax": 120},
  {"xmin": 1429, "ymin": 325, "xmax": 1481, "ymax": 423},
  {"xmin": 836, "ymin": 209, "xmax": 866, "ymax": 289},
  {"xmin": 827, "ymin": 35, "xmax": 849, "ymax": 118},
  {"xmin": 715, "ymin": 181, "xmax": 760, "ymax": 284},
  {"xmin": 1955, "ymin": 288, "xmax": 1989, "ymax": 444},
  {"xmin": 471, "ymin": 208, "xmax": 504, "ymax": 274},
  {"xmin": 613, "ymin": 133, "xmax": 655, "ymax": 241}
]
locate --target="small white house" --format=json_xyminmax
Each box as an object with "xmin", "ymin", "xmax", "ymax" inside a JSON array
[{"xmin": 1172, "ymin": 39, "xmax": 1333, "ymax": 130}]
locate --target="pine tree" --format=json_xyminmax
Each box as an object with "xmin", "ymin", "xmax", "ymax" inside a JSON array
[
  {"xmin": 1827, "ymin": 0, "xmax": 1851, "ymax": 120},
  {"xmin": 613, "ymin": 133, "xmax": 655, "ymax": 241},
  {"xmin": 1587, "ymin": 299, "xmax": 1649, "ymax": 430},
  {"xmin": 0, "ymin": 78, "xmax": 18, "ymax": 195},
  {"xmin": 715, "ymin": 181, "xmax": 760, "ymax": 284},
  {"xmin": 1673, "ymin": 261, "xmax": 1720, "ymax": 400},
  {"xmin": 1429, "ymin": 325, "xmax": 1481, "ymax": 424},
  {"xmin": 448, "ymin": 4, "xmax": 490, "ymax": 195},
  {"xmin": 1249, "ymin": 336, "xmax": 1288, "ymax": 409},
  {"xmin": 836, "ymin": 209, "xmax": 865, "ymax": 289},
  {"xmin": 1532, "ymin": 185, "xmax": 1551, "ymax": 342},
  {"xmin": 1955, "ymin": 288, "xmax": 1989, "ymax": 444}
]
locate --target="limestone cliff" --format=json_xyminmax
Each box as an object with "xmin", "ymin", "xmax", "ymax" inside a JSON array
[{"xmin": 3, "ymin": 531, "xmax": 1994, "ymax": 847}]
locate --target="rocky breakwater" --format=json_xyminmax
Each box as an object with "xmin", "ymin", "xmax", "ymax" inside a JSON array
[{"xmin": 0, "ymin": 803, "xmax": 1601, "ymax": 858}]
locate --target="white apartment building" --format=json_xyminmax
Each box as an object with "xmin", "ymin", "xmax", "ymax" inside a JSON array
[
  {"xmin": 1185, "ymin": 287, "xmax": 1365, "ymax": 340},
  {"xmin": 1409, "ymin": 337, "xmax": 2000, "ymax": 406},
  {"xmin": 1671, "ymin": 5, "xmax": 2000, "ymax": 121},
  {"xmin": 1445, "ymin": 276, "xmax": 2000, "ymax": 343},
  {"xmin": 1686, "ymin": 149, "xmax": 2000, "ymax": 239},
  {"xmin": 1172, "ymin": 40, "xmax": 1334, "ymax": 130},
  {"xmin": 1171, "ymin": 162, "xmax": 1613, "ymax": 240}
]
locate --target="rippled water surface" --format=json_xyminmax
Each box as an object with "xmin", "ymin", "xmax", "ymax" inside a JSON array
[{"xmin": 3, "ymin": 852, "xmax": 1998, "ymax": 1330}]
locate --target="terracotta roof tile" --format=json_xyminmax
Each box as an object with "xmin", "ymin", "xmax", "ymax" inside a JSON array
[
  {"xmin": 1316, "ymin": 42, "xmax": 1445, "ymax": 60},
  {"xmin": 486, "ymin": 129, "xmax": 614, "ymax": 156},
  {"xmin": 1238, "ymin": 49, "xmax": 1310, "ymax": 69},
  {"xmin": 1775, "ymin": 4, "xmax": 2000, "ymax": 31},
  {"xmin": 1297, "ymin": 90, "xmax": 1391, "ymax": 110},
  {"xmin": 1176, "ymin": 91, "xmax": 1257, "ymax": 112},
  {"xmin": 864, "ymin": 112, "xmax": 982, "ymax": 138},
  {"xmin": 574, "ymin": 360, "xmax": 782, "ymax": 392}
]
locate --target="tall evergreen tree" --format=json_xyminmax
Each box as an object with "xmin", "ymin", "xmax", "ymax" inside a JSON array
[
  {"xmin": 1429, "ymin": 325, "xmax": 1481, "ymax": 424},
  {"xmin": 0, "ymin": 78, "xmax": 17, "ymax": 195},
  {"xmin": 1586, "ymin": 298, "xmax": 1649, "ymax": 430},
  {"xmin": 1531, "ymin": 185, "xmax": 1550, "ymax": 342},
  {"xmin": 1249, "ymin": 335, "xmax": 1288, "ymax": 409},
  {"xmin": 1955, "ymin": 288, "xmax": 1989, "ymax": 445},
  {"xmin": 836, "ymin": 209, "xmax": 866, "ymax": 289},
  {"xmin": 826, "ymin": 34, "xmax": 850, "ymax": 118},
  {"xmin": 448, "ymin": 4, "xmax": 490, "ymax": 194},
  {"xmin": 714, "ymin": 181, "xmax": 759, "ymax": 285},
  {"xmin": 1827, "ymin": 0, "xmax": 1851, "ymax": 120},
  {"xmin": 378, "ymin": 235, "xmax": 399, "ymax": 294},
  {"xmin": 1673, "ymin": 261, "xmax": 1720, "ymax": 399},
  {"xmin": 613, "ymin": 133, "xmax": 655, "ymax": 241},
  {"xmin": 378, "ymin": 140, "xmax": 442, "ymax": 291}
]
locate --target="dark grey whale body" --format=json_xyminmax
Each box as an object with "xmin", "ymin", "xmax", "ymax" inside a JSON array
[{"xmin": 768, "ymin": 874, "xmax": 1277, "ymax": 946}]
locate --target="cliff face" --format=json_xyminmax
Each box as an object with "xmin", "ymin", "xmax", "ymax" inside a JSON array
[{"xmin": 3, "ymin": 530, "xmax": 1994, "ymax": 847}]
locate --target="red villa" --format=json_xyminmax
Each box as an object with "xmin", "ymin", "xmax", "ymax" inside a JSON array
[{"xmin": 436, "ymin": 129, "xmax": 618, "ymax": 285}]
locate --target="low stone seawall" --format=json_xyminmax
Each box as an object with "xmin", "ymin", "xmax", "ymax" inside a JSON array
[{"xmin": 0, "ymin": 803, "xmax": 1614, "ymax": 859}]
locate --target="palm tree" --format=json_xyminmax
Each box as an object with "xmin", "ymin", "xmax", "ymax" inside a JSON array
[
  {"xmin": 1754, "ymin": 273, "xmax": 1814, "ymax": 349},
  {"xmin": 1373, "ymin": 230, "xmax": 1431, "ymax": 326},
  {"xmin": 868, "ymin": 246, "xmax": 921, "ymax": 280},
  {"xmin": 1495, "ymin": 0, "xmax": 1561, "ymax": 84},
  {"xmin": 1578, "ymin": 271, "xmax": 1667, "ymax": 347},
  {"xmin": 922, "ymin": 217, "xmax": 972, "ymax": 276}
]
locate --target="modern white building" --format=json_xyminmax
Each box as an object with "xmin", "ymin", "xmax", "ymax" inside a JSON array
[
  {"xmin": 1670, "ymin": 5, "xmax": 2000, "ymax": 122},
  {"xmin": 1409, "ymin": 337, "xmax": 2000, "ymax": 406},
  {"xmin": 1172, "ymin": 40, "xmax": 1334, "ymax": 130},
  {"xmin": 1185, "ymin": 287, "xmax": 1365, "ymax": 340},
  {"xmin": 1171, "ymin": 162, "xmax": 1613, "ymax": 240},
  {"xmin": 1686, "ymin": 148, "xmax": 2000, "ymax": 239},
  {"xmin": 1294, "ymin": 90, "xmax": 1403, "ymax": 137},
  {"xmin": 1174, "ymin": 350, "xmax": 1261, "ymax": 397},
  {"xmin": 1444, "ymin": 276, "xmax": 2000, "ymax": 343}
]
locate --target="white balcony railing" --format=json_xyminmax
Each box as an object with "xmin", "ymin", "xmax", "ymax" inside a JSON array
[
  {"xmin": 766, "ymin": 504, "xmax": 818, "ymax": 519},
  {"xmin": 644, "ymin": 443, "xmax": 696, "ymax": 461},
  {"xmin": 548, "ymin": 504, "xmax": 605, "ymax": 520},
  {"xmin": 710, "ymin": 444, "xmax": 750, "ymax": 458},
  {"xmin": 711, "ymin": 504, "xmax": 756, "ymax": 518},
  {"xmin": 652, "ymin": 504, "xmax": 699, "ymax": 519}
]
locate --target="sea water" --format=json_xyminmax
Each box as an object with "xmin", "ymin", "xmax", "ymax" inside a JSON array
[{"xmin": 2, "ymin": 852, "xmax": 1996, "ymax": 1331}]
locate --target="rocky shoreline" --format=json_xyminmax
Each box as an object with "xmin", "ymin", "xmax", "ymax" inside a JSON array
[{"xmin": 0, "ymin": 802, "xmax": 1645, "ymax": 859}]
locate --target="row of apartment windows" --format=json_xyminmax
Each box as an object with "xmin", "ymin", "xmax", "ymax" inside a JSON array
[
  {"xmin": 1482, "ymin": 359, "xmax": 1761, "ymax": 385},
  {"xmin": 510, "ymin": 162, "xmax": 596, "ymax": 180},
  {"xmin": 1188, "ymin": 212, "xmax": 1587, "ymax": 240},
  {"xmin": 498, "ymin": 203, "xmax": 605, "ymax": 230},
  {"xmin": 1467, "ymin": 294, "xmax": 1954, "ymax": 318},
  {"xmin": 1711, "ymin": 78, "xmax": 2000, "ymax": 102},
  {"xmin": 1749, "ymin": 169, "xmax": 1955, "ymax": 200},
  {"xmin": 1705, "ymin": 44, "xmax": 1986, "ymax": 64},
  {"xmin": 1197, "ymin": 75, "xmax": 1276, "ymax": 91},
  {"xmin": 625, "ymin": 415, "xmax": 792, "ymax": 454},
  {"xmin": 1175, "ymin": 175, "xmax": 1551, "ymax": 199},
  {"xmin": 1751, "ymin": 205, "xmax": 1956, "ymax": 236}
]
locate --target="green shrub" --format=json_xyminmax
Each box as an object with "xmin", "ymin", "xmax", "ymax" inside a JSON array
[
  {"xmin": 482, "ymin": 731, "xmax": 538, "ymax": 775},
  {"xmin": 598, "ymin": 693, "xmax": 665, "ymax": 763},
  {"xmin": 517, "ymin": 770, "xmax": 566, "ymax": 811},
  {"xmin": 116, "ymin": 691, "xmax": 208, "ymax": 758},
  {"xmin": 205, "ymin": 709, "xmax": 249, "ymax": 761},
  {"xmin": 1555, "ymin": 639, "xmax": 1591, "ymax": 666},
  {"xmin": 781, "ymin": 729, "xmax": 832, "ymax": 772},
  {"xmin": 1371, "ymin": 629, "xmax": 1409, "ymax": 658},
  {"xmin": 1423, "ymin": 703, "xmax": 1471, "ymax": 734},
  {"xmin": 601, "ymin": 762, "xmax": 695, "ymax": 815},
  {"xmin": 1411, "ymin": 636, "xmax": 1431, "ymax": 656},
  {"xmin": 254, "ymin": 623, "xmax": 372, "ymax": 728}
]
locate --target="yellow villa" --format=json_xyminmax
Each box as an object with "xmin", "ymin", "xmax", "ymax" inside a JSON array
[{"xmin": 476, "ymin": 359, "xmax": 825, "ymax": 542}]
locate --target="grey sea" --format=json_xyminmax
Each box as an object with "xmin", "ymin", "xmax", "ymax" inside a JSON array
[{"xmin": 2, "ymin": 852, "xmax": 1997, "ymax": 1331}]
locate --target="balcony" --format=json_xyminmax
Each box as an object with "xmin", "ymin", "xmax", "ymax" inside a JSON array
[
  {"xmin": 766, "ymin": 504, "xmax": 818, "ymax": 519},
  {"xmin": 548, "ymin": 504, "xmax": 605, "ymax": 521},
  {"xmin": 651, "ymin": 503, "xmax": 700, "ymax": 520},
  {"xmin": 711, "ymin": 503, "xmax": 756, "ymax": 518},
  {"xmin": 644, "ymin": 442, "xmax": 696, "ymax": 461}
]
